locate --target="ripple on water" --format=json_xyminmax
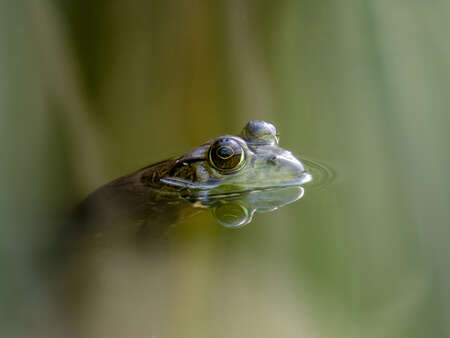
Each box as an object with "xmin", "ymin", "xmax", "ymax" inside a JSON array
[{"xmin": 299, "ymin": 157, "xmax": 335, "ymax": 189}]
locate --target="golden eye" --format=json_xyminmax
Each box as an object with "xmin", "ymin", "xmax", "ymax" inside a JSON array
[{"xmin": 209, "ymin": 138, "xmax": 245, "ymax": 173}]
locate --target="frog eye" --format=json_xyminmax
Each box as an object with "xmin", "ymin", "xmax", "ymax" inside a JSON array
[{"xmin": 208, "ymin": 138, "xmax": 246, "ymax": 173}]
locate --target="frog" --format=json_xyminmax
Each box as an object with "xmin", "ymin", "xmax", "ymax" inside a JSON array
[{"xmin": 69, "ymin": 120, "xmax": 310, "ymax": 236}]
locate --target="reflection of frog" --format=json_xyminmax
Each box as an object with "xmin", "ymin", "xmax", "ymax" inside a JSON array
[
  {"xmin": 71, "ymin": 121, "xmax": 310, "ymax": 235},
  {"xmin": 202, "ymin": 185, "xmax": 305, "ymax": 228}
]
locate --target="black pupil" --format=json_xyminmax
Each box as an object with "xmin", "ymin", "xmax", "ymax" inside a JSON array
[{"xmin": 217, "ymin": 146, "xmax": 233, "ymax": 158}]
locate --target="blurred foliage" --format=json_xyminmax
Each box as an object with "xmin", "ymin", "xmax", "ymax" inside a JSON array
[{"xmin": 1, "ymin": 1, "xmax": 450, "ymax": 337}]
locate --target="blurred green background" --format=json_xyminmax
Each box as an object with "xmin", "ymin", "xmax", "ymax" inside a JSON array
[{"xmin": 1, "ymin": 1, "xmax": 449, "ymax": 337}]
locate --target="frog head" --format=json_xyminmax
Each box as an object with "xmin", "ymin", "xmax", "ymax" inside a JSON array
[{"xmin": 159, "ymin": 120, "xmax": 311, "ymax": 194}]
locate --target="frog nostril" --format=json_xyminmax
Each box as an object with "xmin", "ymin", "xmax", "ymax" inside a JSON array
[{"xmin": 268, "ymin": 155, "xmax": 278, "ymax": 165}]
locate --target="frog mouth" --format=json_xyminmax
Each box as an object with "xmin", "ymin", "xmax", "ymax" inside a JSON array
[{"xmin": 160, "ymin": 170, "xmax": 312, "ymax": 192}]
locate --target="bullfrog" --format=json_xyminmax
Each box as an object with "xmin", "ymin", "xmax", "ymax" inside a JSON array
[{"xmin": 70, "ymin": 120, "xmax": 311, "ymax": 236}]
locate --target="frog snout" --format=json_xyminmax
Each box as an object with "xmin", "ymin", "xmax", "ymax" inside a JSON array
[{"xmin": 269, "ymin": 152, "xmax": 305, "ymax": 175}]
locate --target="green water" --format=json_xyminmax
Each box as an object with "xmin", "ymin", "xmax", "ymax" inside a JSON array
[{"xmin": 1, "ymin": 1, "xmax": 449, "ymax": 338}]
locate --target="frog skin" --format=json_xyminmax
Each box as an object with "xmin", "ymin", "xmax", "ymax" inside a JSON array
[{"xmin": 67, "ymin": 120, "xmax": 310, "ymax": 239}]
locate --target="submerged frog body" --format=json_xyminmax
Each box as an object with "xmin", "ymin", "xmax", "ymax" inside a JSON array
[{"xmin": 71, "ymin": 121, "xmax": 310, "ymax": 235}]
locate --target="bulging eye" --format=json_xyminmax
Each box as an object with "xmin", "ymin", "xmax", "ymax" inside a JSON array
[{"xmin": 208, "ymin": 138, "xmax": 246, "ymax": 173}]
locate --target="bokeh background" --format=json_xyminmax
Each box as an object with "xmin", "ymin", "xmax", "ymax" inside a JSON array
[{"xmin": 1, "ymin": 1, "xmax": 450, "ymax": 337}]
